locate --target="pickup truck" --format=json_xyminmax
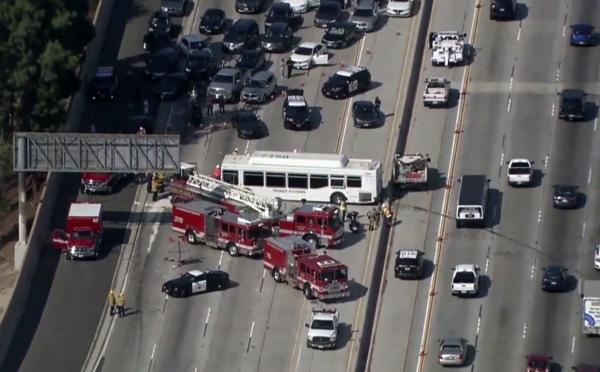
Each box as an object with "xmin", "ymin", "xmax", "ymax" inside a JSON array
[
  {"xmin": 451, "ymin": 264, "xmax": 479, "ymax": 296},
  {"xmin": 305, "ymin": 308, "xmax": 338, "ymax": 349},
  {"xmin": 423, "ymin": 77, "xmax": 450, "ymax": 107},
  {"xmin": 506, "ymin": 158, "xmax": 533, "ymax": 186},
  {"xmin": 392, "ymin": 153, "xmax": 430, "ymax": 189}
]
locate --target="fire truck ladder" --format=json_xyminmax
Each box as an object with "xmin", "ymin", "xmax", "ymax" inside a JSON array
[{"xmin": 186, "ymin": 172, "xmax": 281, "ymax": 218}]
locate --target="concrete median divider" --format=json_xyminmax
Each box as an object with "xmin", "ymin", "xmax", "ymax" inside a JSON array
[{"xmin": 0, "ymin": 0, "xmax": 116, "ymax": 366}]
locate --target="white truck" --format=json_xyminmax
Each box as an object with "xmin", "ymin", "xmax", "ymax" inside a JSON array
[
  {"xmin": 423, "ymin": 77, "xmax": 450, "ymax": 107},
  {"xmin": 305, "ymin": 308, "xmax": 339, "ymax": 349},
  {"xmin": 582, "ymin": 280, "xmax": 600, "ymax": 335},
  {"xmin": 432, "ymin": 31, "xmax": 466, "ymax": 67},
  {"xmin": 392, "ymin": 153, "xmax": 430, "ymax": 189},
  {"xmin": 507, "ymin": 158, "xmax": 533, "ymax": 186},
  {"xmin": 451, "ymin": 264, "xmax": 479, "ymax": 296}
]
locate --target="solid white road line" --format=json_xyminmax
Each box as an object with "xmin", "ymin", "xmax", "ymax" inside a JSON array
[
  {"xmin": 151, "ymin": 343, "xmax": 157, "ymax": 360},
  {"xmin": 582, "ymin": 222, "xmax": 587, "ymax": 238},
  {"xmin": 517, "ymin": 26, "xmax": 522, "ymax": 42}
]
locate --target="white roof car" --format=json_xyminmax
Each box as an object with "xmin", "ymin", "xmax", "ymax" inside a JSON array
[
  {"xmin": 283, "ymin": 0, "xmax": 320, "ymax": 13},
  {"xmin": 595, "ymin": 245, "xmax": 600, "ymax": 270},
  {"xmin": 387, "ymin": 0, "xmax": 413, "ymax": 17},
  {"xmin": 306, "ymin": 308, "xmax": 338, "ymax": 349},
  {"xmin": 288, "ymin": 95, "xmax": 308, "ymax": 107},
  {"xmin": 507, "ymin": 158, "xmax": 533, "ymax": 186},
  {"xmin": 290, "ymin": 42, "xmax": 328, "ymax": 68},
  {"xmin": 451, "ymin": 264, "xmax": 479, "ymax": 296}
]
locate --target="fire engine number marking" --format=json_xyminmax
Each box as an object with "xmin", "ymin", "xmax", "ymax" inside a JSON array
[{"xmin": 174, "ymin": 216, "xmax": 184, "ymax": 224}]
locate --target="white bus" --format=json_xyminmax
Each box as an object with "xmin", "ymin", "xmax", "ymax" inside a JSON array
[{"xmin": 219, "ymin": 151, "xmax": 382, "ymax": 204}]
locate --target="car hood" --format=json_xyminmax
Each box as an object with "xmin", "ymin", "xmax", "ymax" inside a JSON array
[
  {"xmin": 351, "ymin": 15, "xmax": 375, "ymax": 23},
  {"xmin": 162, "ymin": 0, "xmax": 183, "ymax": 8},
  {"xmin": 241, "ymin": 86, "xmax": 264, "ymax": 95},
  {"xmin": 223, "ymin": 34, "xmax": 245, "ymax": 44},
  {"xmin": 82, "ymin": 173, "xmax": 111, "ymax": 182},
  {"xmin": 291, "ymin": 53, "xmax": 312, "ymax": 62},
  {"xmin": 209, "ymin": 81, "xmax": 234, "ymax": 90},
  {"xmin": 387, "ymin": 1, "xmax": 411, "ymax": 11},
  {"xmin": 316, "ymin": 11, "xmax": 338, "ymax": 21},
  {"xmin": 263, "ymin": 34, "xmax": 289, "ymax": 43},
  {"xmin": 323, "ymin": 32, "xmax": 345, "ymax": 42},
  {"xmin": 164, "ymin": 277, "xmax": 188, "ymax": 289},
  {"xmin": 69, "ymin": 238, "xmax": 97, "ymax": 248},
  {"xmin": 308, "ymin": 328, "xmax": 336, "ymax": 339}
]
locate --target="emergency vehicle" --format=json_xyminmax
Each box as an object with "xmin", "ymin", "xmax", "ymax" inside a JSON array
[
  {"xmin": 264, "ymin": 236, "xmax": 350, "ymax": 301},
  {"xmin": 431, "ymin": 31, "xmax": 466, "ymax": 67},
  {"xmin": 170, "ymin": 171, "xmax": 344, "ymax": 247},
  {"xmin": 172, "ymin": 199, "xmax": 269, "ymax": 257},
  {"xmin": 52, "ymin": 203, "xmax": 103, "ymax": 260}
]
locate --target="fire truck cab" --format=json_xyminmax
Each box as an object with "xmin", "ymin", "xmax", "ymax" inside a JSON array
[
  {"xmin": 172, "ymin": 200, "xmax": 269, "ymax": 257},
  {"xmin": 264, "ymin": 236, "xmax": 350, "ymax": 301},
  {"xmin": 277, "ymin": 204, "xmax": 344, "ymax": 248}
]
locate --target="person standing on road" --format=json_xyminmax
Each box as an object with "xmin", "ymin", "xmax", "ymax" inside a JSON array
[
  {"xmin": 367, "ymin": 209, "xmax": 375, "ymax": 231},
  {"xmin": 117, "ymin": 291, "xmax": 126, "ymax": 318},
  {"xmin": 286, "ymin": 58, "xmax": 294, "ymax": 79},
  {"xmin": 108, "ymin": 289, "xmax": 116, "ymax": 316},
  {"xmin": 280, "ymin": 58, "xmax": 286, "ymax": 78},
  {"xmin": 339, "ymin": 200, "xmax": 347, "ymax": 222},
  {"xmin": 428, "ymin": 32, "xmax": 437, "ymax": 49},
  {"xmin": 206, "ymin": 96, "xmax": 214, "ymax": 116},
  {"xmin": 218, "ymin": 97, "xmax": 226, "ymax": 114},
  {"xmin": 373, "ymin": 205, "xmax": 381, "ymax": 228},
  {"xmin": 374, "ymin": 96, "xmax": 381, "ymax": 111}
]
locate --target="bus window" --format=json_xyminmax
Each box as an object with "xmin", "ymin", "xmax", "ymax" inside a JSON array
[
  {"xmin": 288, "ymin": 173, "xmax": 308, "ymax": 189},
  {"xmin": 331, "ymin": 175, "xmax": 345, "ymax": 188},
  {"xmin": 266, "ymin": 172, "xmax": 286, "ymax": 187},
  {"xmin": 243, "ymin": 171, "xmax": 264, "ymax": 186},
  {"xmin": 309, "ymin": 174, "xmax": 328, "ymax": 189},
  {"xmin": 222, "ymin": 170, "xmax": 239, "ymax": 185},
  {"xmin": 347, "ymin": 176, "xmax": 362, "ymax": 188}
]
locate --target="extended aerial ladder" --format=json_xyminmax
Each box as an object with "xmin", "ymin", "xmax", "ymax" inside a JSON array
[{"xmin": 182, "ymin": 172, "xmax": 282, "ymax": 219}]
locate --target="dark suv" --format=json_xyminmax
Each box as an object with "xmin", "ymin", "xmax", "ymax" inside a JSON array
[
  {"xmin": 559, "ymin": 89, "xmax": 586, "ymax": 121},
  {"xmin": 222, "ymin": 19, "xmax": 260, "ymax": 53},
  {"xmin": 394, "ymin": 250, "xmax": 423, "ymax": 279},
  {"xmin": 265, "ymin": 3, "xmax": 300, "ymax": 29},
  {"xmin": 322, "ymin": 66, "xmax": 371, "ymax": 99},
  {"xmin": 553, "ymin": 184, "xmax": 578, "ymax": 209},
  {"xmin": 261, "ymin": 22, "xmax": 295, "ymax": 52},
  {"xmin": 235, "ymin": 0, "xmax": 265, "ymax": 14},
  {"xmin": 88, "ymin": 66, "xmax": 118, "ymax": 100},
  {"xmin": 490, "ymin": 0, "xmax": 517, "ymax": 20},
  {"xmin": 283, "ymin": 89, "xmax": 311, "ymax": 130},
  {"xmin": 541, "ymin": 265, "xmax": 568, "ymax": 292}
]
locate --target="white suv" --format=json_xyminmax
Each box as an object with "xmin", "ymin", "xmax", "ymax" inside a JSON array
[
  {"xmin": 387, "ymin": 0, "xmax": 413, "ymax": 17},
  {"xmin": 451, "ymin": 264, "xmax": 479, "ymax": 296}
]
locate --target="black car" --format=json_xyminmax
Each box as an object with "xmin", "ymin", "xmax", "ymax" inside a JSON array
[
  {"xmin": 162, "ymin": 270, "xmax": 230, "ymax": 297},
  {"xmin": 199, "ymin": 8, "xmax": 226, "ymax": 34},
  {"xmin": 145, "ymin": 47, "xmax": 180, "ymax": 80},
  {"xmin": 185, "ymin": 49, "xmax": 218, "ymax": 80},
  {"xmin": 88, "ymin": 66, "xmax": 118, "ymax": 100},
  {"xmin": 234, "ymin": 111, "xmax": 267, "ymax": 139},
  {"xmin": 236, "ymin": 50, "xmax": 266, "ymax": 73},
  {"xmin": 222, "ymin": 19, "xmax": 260, "ymax": 53},
  {"xmin": 394, "ymin": 249, "xmax": 424, "ymax": 279},
  {"xmin": 553, "ymin": 184, "xmax": 578, "ymax": 209},
  {"xmin": 153, "ymin": 73, "xmax": 188, "ymax": 100},
  {"xmin": 490, "ymin": 0, "xmax": 517, "ymax": 20},
  {"xmin": 143, "ymin": 30, "xmax": 172, "ymax": 52},
  {"xmin": 352, "ymin": 100, "xmax": 379, "ymax": 128},
  {"xmin": 559, "ymin": 89, "xmax": 586, "ymax": 121},
  {"xmin": 265, "ymin": 2, "xmax": 300, "ymax": 29},
  {"xmin": 570, "ymin": 24, "xmax": 595, "ymax": 46},
  {"xmin": 261, "ymin": 22, "xmax": 295, "ymax": 53},
  {"xmin": 322, "ymin": 22, "xmax": 359, "ymax": 49},
  {"xmin": 148, "ymin": 11, "xmax": 171, "ymax": 33},
  {"xmin": 322, "ymin": 66, "xmax": 371, "ymax": 99},
  {"xmin": 314, "ymin": 1, "xmax": 343, "ymax": 28},
  {"xmin": 235, "ymin": 0, "xmax": 265, "ymax": 14},
  {"xmin": 541, "ymin": 265, "xmax": 568, "ymax": 292},
  {"xmin": 283, "ymin": 89, "xmax": 311, "ymax": 130},
  {"xmin": 160, "ymin": 0, "xmax": 186, "ymax": 17}
]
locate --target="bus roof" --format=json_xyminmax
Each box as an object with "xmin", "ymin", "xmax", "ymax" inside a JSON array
[{"xmin": 222, "ymin": 151, "xmax": 380, "ymax": 171}]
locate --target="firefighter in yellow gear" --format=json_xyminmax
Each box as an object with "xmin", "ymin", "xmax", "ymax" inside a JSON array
[
  {"xmin": 382, "ymin": 202, "xmax": 394, "ymax": 227},
  {"xmin": 151, "ymin": 171, "xmax": 168, "ymax": 201},
  {"xmin": 116, "ymin": 292, "xmax": 126, "ymax": 318},
  {"xmin": 108, "ymin": 289, "xmax": 116, "ymax": 316}
]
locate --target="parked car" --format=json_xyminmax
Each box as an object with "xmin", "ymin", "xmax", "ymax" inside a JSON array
[
  {"xmin": 314, "ymin": 1, "xmax": 343, "ymax": 28},
  {"xmin": 261, "ymin": 22, "xmax": 295, "ymax": 52},
  {"xmin": 87, "ymin": 66, "xmax": 118, "ymax": 100},
  {"xmin": 322, "ymin": 22, "xmax": 359, "ymax": 49},
  {"xmin": 178, "ymin": 34, "xmax": 208, "ymax": 57},
  {"xmin": 265, "ymin": 2, "xmax": 301, "ymax": 29},
  {"xmin": 241, "ymin": 71, "xmax": 277, "ymax": 104},
  {"xmin": 161, "ymin": 0, "xmax": 186, "ymax": 17},
  {"xmin": 199, "ymin": 8, "xmax": 226, "ymax": 34},
  {"xmin": 143, "ymin": 30, "xmax": 172, "ymax": 52},
  {"xmin": 352, "ymin": 100, "xmax": 379, "ymax": 128},
  {"xmin": 207, "ymin": 68, "xmax": 245, "ymax": 102},
  {"xmin": 222, "ymin": 19, "xmax": 260, "ymax": 53},
  {"xmin": 145, "ymin": 47, "xmax": 180, "ymax": 80},
  {"xmin": 235, "ymin": 0, "xmax": 266, "ymax": 14},
  {"xmin": 350, "ymin": 0, "xmax": 379, "ymax": 32},
  {"xmin": 235, "ymin": 50, "xmax": 266, "ymax": 73},
  {"xmin": 148, "ymin": 11, "xmax": 171, "ymax": 33},
  {"xmin": 233, "ymin": 111, "xmax": 267, "ymax": 139},
  {"xmin": 387, "ymin": 0, "xmax": 414, "ymax": 17},
  {"xmin": 290, "ymin": 42, "xmax": 329, "ymax": 69},
  {"xmin": 570, "ymin": 24, "xmax": 595, "ymax": 46},
  {"xmin": 162, "ymin": 270, "xmax": 230, "ymax": 297},
  {"xmin": 185, "ymin": 49, "xmax": 218, "ymax": 81},
  {"xmin": 153, "ymin": 73, "xmax": 188, "ymax": 100},
  {"xmin": 322, "ymin": 66, "xmax": 371, "ymax": 99}
]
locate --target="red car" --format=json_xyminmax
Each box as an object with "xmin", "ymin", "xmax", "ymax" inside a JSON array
[{"xmin": 526, "ymin": 354, "xmax": 551, "ymax": 372}]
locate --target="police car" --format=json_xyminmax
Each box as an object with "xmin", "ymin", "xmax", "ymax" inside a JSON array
[
  {"xmin": 394, "ymin": 249, "xmax": 423, "ymax": 279},
  {"xmin": 283, "ymin": 89, "xmax": 312, "ymax": 130},
  {"xmin": 162, "ymin": 270, "xmax": 230, "ymax": 297},
  {"xmin": 88, "ymin": 66, "xmax": 118, "ymax": 100},
  {"xmin": 322, "ymin": 66, "xmax": 371, "ymax": 99}
]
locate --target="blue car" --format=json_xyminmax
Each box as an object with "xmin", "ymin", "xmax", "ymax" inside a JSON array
[{"xmin": 570, "ymin": 24, "xmax": 595, "ymax": 46}]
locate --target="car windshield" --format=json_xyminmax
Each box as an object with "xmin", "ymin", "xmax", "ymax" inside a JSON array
[
  {"xmin": 246, "ymin": 79, "xmax": 266, "ymax": 88},
  {"xmin": 295, "ymin": 47, "xmax": 313, "ymax": 55},
  {"xmin": 213, "ymin": 74, "xmax": 234, "ymax": 83},
  {"xmin": 353, "ymin": 8, "xmax": 373, "ymax": 17},
  {"xmin": 528, "ymin": 360, "xmax": 547, "ymax": 368},
  {"xmin": 287, "ymin": 104, "xmax": 309, "ymax": 116},
  {"xmin": 319, "ymin": 4, "xmax": 338, "ymax": 15},
  {"xmin": 428, "ymin": 81, "xmax": 446, "ymax": 88},
  {"xmin": 508, "ymin": 164, "xmax": 530, "ymax": 174},
  {"xmin": 441, "ymin": 344, "xmax": 462, "ymax": 353},
  {"xmin": 72, "ymin": 230, "xmax": 95, "ymax": 239},
  {"xmin": 227, "ymin": 29, "xmax": 245, "ymax": 39},
  {"xmin": 328, "ymin": 26, "xmax": 347, "ymax": 35},
  {"xmin": 563, "ymin": 98, "xmax": 583, "ymax": 109},
  {"xmin": 93, "ymin": 75, "xmax": 115, "ymax": 86},
  {"xmin": 454, "ymin": 272, "xmax": 476, "ymax": 283},
  {"xmin": 557, "ymin": 188, "xmax": 576, "ymax": 197},
  {"xmin": 320, "ymin": 267, "xmax": 347, "ymax": 282},
  {"xmin": 311, "ymin": 319, "xmax": 335, "ymax": 330},
  {"xmin": 189, "ymin": 54, "xmax": 210, "ymax": 65},
  {"xmin": 265, "ymin": 28, "xmax": 285, "ymax": 37},
  {"xmin": 356, "ymin": 103, "xmax": 376, "ymax": 114},
  {"xmin": 330, "ymin": 74, "xmax": 349, "ymax": 84},
  {"xmin": 181, "ymin": 272, "xmax": 198, "ymax": 280},
  {"xmin": 268, "ymin": 8, "xmax": 286, "ymax": 17},
  {"xmin": 205, "ymin": 10, "xmax": 222, "ymax": 19}
]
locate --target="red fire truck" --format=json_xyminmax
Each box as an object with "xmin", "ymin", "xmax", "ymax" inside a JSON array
[
  {"xmin": 51, "ymin": 202, "xmax": 103, "ymax": 260},
  {"xmin": 170, "ymin": 172, "xmax": 344, "ymax": 247},
  {"xmin": 172, "ymin": 199, "xmax": 270, "ymax": 257},
  {"xmin": 264, "ymin": 236, "xmax": 350, "ymax": 301}
]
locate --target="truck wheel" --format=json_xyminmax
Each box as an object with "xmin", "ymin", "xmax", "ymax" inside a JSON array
[
  {"xmin": 186, "ymin": 230, "xmax": 197, "ymax": 244},
  {"xmin": 304, "ymin": 234, "xmax": 319, "ymax": 248},
  {"xmin": 272, "ymin": 269, "xmax": 282, "ymax": 283},
  {"xmin": 330, "ymin": 192, "xmax": 346, "ymax": 205},
  {"xmin": 227, "ymin": 243, "xmax": 239, "ymax": 257},
  {"xmin": 303, "ymin": 284, "xmax": 314, "ymax": 299}
]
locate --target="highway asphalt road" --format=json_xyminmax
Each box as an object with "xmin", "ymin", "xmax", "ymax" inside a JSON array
[
  {"xmin": 96, "ymin": 1, "xmax": 422, "ymax": 372},
  {"xmin": 0, "ymin": 0, "xmax": 172, "ymax": 370},
  {"xmin": 366, "ymin": 0, "xmax": 600, "ymax": 371}
]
